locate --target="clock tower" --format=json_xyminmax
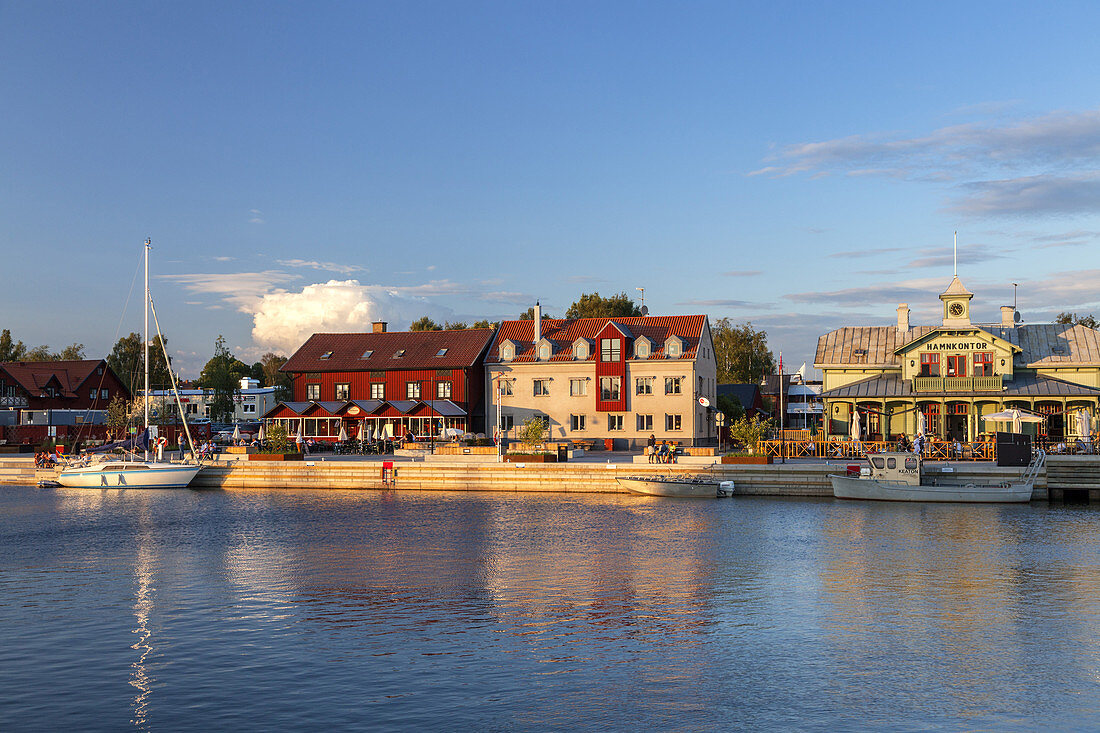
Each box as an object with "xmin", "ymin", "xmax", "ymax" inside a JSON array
[{"xmin": 940, "ymin": 276, "xmax": 974, "ymax": 327}]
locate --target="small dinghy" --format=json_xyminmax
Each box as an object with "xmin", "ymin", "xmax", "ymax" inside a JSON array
[{"xmin": 617, "ymin": 475, "xmax": 732, "ymax": 498}]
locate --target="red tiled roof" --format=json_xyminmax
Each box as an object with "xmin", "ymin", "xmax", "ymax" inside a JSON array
[
  {"xmin": 486, "ymin": 316, "xmax": 707, "ymax": 363},
  {"xmin": 0, "ymin": 360, "xmax": 110, "ymax": 398},
  {"xmin": 282, "ymin": 329, "xmax": 496, "ymax": 373}
]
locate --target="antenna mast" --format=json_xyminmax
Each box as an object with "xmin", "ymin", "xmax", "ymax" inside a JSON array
[
  {"xmin": 953, "ymin": 231, "xmax": 958, "ymax": 277},
  {"xmin": 144, "ymin": 238, "xmax": 150, "ymax": 460}
]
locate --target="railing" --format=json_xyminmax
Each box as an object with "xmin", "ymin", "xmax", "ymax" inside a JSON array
[
  {"xmin": 757, "ymin": 439, "xmax": 996, "ymax": 461},
  {"xmin": 912, "ymin": 375, "xmax": 1002, "ymax": 392},
  {"xmin": 0, "ymin": 395, "xmax": 27, "ymax": 407}
]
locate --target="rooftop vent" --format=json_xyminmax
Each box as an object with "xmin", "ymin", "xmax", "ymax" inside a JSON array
[{"xmin": 853, "ymin": 348, "xmax": 868, "ymax": 357}]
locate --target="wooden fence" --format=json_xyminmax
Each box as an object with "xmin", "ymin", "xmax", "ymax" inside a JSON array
[{"xmin": 758, "ymin": 439, "xmax": 996, "ymax": 461}]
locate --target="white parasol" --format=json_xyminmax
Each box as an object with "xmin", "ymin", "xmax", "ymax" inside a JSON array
[
  {"xmin": 257, "ymin": 423, "xmax": 265, "ymax": 442},
  {"xmin": 982, "ymin": 408, "xmax": 1044, "ymax": 434},
  {"xmin": 232, "ymin": 424, "xmax": 241, "ymax": 443},
  {"xmin": 365, "ymin": 423, "xmax": 374, "ymax": 441},
  {"xmin": 381, "ymin": 422, "xmax": 394, "ymax": 439},
  {"xmin": 442, "ymin": 427, "xmax": 463, "ymax": 439},
  {"xmin": 295, "ymin": 424, "xmax": 304, "ymax": 445},
  {"xmin": 1077, "ymin": 408, "xmax": 1091, "ymax": 444},
  {"xmin": 357, "ymin": 421, "xmax": 366, "ymax": 441},
  {"xmin": 850, "ymin": 408, "xmax": 861, "ymax": 441},
  {"xmin": 917, "ymin": 411, "xmax": 926, "ymax": 438},
  {"xmin": 338, "ymin": 424, "xmax": 348, "ymax": 442}
]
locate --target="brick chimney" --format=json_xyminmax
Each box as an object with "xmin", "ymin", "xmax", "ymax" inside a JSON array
[
  {"xmin": 372, "ymin": 321, "xmax": 387, "ymax": 333},
  {"xmin": 896, "ymin": 304, "xmax": 910, "ymax": 334},
  {"xmin": 1001, "ymin": 306, "xmax": 1016, "ymax": 328},
  {"xmin": 533, "ymin": 301, "xmax": 541, "ymax": 345}
]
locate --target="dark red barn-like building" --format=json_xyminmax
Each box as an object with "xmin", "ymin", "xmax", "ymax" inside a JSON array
[{"xmin": 265, "ymin": 323, "xmax": 495, "ymax": 441}]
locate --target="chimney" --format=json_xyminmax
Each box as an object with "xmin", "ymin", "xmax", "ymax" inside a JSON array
[
  {"xmin": 1001, "ymin": 306, "xmax": 1016, "ymax": 328},
  {"xmin": 372, "ymin": 321, "xmax": 387, "ymax": 333},
  {"xmin": 533, "ymin": 301, "xmax": 542, "ymax": 345},
  {"xmin": 896, "ymin": 304, "xmax": 910, "ymax": 334}
]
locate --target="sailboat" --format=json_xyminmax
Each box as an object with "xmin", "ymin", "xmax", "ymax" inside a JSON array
[{"xmin": 59, "ymin": 240, "xmax": 202, "ymax": 489}]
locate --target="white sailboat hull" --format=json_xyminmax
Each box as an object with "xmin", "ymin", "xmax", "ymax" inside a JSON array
[
  {"xmin": 58, "ymin": 462, "xmax": 202, "ymax": 489},
  {"xmin": 830, "ymin": 474, "xmax": 1033, "ymax": 503}
]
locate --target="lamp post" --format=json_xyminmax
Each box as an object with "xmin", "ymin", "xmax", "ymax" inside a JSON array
[{"xmin": 492, "ymin": 371, "xmax": 504, "ymax": 462}]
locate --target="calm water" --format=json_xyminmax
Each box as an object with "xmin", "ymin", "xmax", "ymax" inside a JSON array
[{"xmin": 1, "ymin": 487, "xmax": 1099, "ymax": 731}]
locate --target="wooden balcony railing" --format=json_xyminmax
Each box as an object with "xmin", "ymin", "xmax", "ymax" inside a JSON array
[
  {"xmin": 757, "ymin": 439, "xmax": 996, "ymax": 461},
  {"xmin": 912, "ymin": 375, "xmax": 1002, "ymax": 393}
]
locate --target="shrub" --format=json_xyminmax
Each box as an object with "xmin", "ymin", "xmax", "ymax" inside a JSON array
[
  {"xmin": 727, "ymin": 416, "xmax": 773, "ymax": 454},
  {"xmin": 517, "ymin": 417, "xmax": 547, "ymax": 448}
]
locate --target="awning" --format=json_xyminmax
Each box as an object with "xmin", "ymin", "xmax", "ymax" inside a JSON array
[{"xmin": 421, "ymin": 399, "xmax": 467, "ymax": 417}]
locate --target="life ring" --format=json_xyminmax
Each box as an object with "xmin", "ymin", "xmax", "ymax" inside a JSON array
[{"xmin": 156, "ymin": 436, "xmax": 168, "ymax": 447}]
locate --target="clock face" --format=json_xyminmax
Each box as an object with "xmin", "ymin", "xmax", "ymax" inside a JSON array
[{"xmin": 949, "ymin": 302, "xmax": 965, "ymax": 317}]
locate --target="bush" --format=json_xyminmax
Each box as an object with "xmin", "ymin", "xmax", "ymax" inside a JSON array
[
  {"xmin": 727, "ymin": 416, "xmax": 773, "ymax": 454},
  {"xmin": 517, "ymin": 417, "xmax": 547, "ymax": 448},
  {"xmin": 266, "ymin": 423, "xmax": 292, "ymax": 454}
]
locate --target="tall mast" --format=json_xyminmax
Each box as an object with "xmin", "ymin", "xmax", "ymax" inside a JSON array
[{"xmin": 144, "ymin": 239, "xmax": 151, "ymax": 458}]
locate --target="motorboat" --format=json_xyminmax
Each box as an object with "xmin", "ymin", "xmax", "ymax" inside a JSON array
[
  {"xmin": 829, "ymin": 450, "xmax": 1043, "ymax": 503},
  {"xmin": 58, "ymin": 459, "xmax": 201, "ymax": 488},
  {"xmin": 617, "ymin": 475, "xmax": 734, "ymax": 498}
]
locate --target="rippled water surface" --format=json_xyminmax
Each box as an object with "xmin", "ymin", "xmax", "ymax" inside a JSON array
[{"xmin": 2, "ymin": 486, "xmax": 1099, "ymax": 731}]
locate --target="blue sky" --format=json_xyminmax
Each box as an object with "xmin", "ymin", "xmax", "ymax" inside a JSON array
[{"xmin": 3, "ymin": 1, "xmax": 1100, "ymax": 376}]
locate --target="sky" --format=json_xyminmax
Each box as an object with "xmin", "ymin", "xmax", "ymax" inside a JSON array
[{"xmin": 3, "ymin": 1, "xmax": 1100, "ymax": 377}]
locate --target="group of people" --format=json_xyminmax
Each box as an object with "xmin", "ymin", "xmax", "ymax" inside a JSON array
[
  {"xmin": 33, "ymin": 451, "xmax": 59, "ymax": 468},
  {"xmin": 645, "ymin": 434, "xmax": 678, "ymax": 464}
]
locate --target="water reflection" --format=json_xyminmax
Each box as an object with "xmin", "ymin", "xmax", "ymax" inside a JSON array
[{"xmin": 129, "ymin": 532, "xmax": 154, "ymax": 728}]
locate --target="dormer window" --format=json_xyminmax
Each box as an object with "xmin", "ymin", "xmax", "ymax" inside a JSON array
[
  {"xmin": 501, "ymin": 343, "xmax": 514, "ymax": 361},
  {"xmin": 360, "ymin": 350, "xmax": 373, "ymax": 359},
  {"xmin": 539, "ymin": 344, "xmax": 551, "ymax": 360},
  {"xmin": 635, "ymin": 338, "xmax": 651, "ymax": 359},
  {"xmin": 665, "ymin": 337, "xmax": 682, "ymax": 358},
  {"xmin": 320, "ymin": 351, "xmax": 333, "ymax": 360},
  {"xmin": 394, "ymin": 350, "xmax": 405, "ymax": 358},
  {"xmin": 573, "ymin": 339, "xmax": 589, "ymax": 360},
  {"xmin": 435, "ymin": 348, "xmax": 448, "ymax": 357}
]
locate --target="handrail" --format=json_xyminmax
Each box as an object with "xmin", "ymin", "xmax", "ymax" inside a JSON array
[{"xmin": 756, "ymin": 438, "xmax": 997, "ymax": 461}]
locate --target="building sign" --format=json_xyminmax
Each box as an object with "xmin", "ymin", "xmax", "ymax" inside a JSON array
[
  {"xmin": 348, "ymin": 406, "xmax": 361, "ymax": 415},
  {"xmin": 923, "ymin": 340, "xmax": 989, "ymax": 351}
]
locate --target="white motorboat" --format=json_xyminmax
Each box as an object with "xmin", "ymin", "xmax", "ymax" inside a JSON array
[
  {"xmin": 59, "ymin": 460, "xmax": 202, "ymax": 489},
  {"xmin": 617, "ymin": 475, "xmax": 733, "ymax": 498},
  {"xmin": 829, "ymin": 450, "xmax": 1043, "ymax": 503}
]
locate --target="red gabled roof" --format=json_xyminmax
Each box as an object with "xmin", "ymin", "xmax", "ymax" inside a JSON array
[
  {"xmin": 282, "ymin": 329, "xmax": 496, "ymax": 373},
  {"xmin": 487, "ymin": 316, "xmax": 707, "ymax": 363},
  {"xmin": 0, "ymin": 359, "xmax": 113, "ymax": 398}
]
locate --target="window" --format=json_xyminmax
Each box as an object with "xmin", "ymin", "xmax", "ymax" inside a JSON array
[
  {"xmin": 635, "ymin": 340, "xmax": 649, "ymax": 358},
  {"xmin": 370, "ymin": 383, "xmax": 385, "ymax": 399},
  {"xmin": 320, "ymin": 351, "xmax": 333, "ymax": 360},
  {"xmin": 636, "ymin": 376, "xmax": 653, "ymax": 395},
  {"xmin": 242, "ymin": 403, "xmax": 257, "ymax": 414},
  {"xmin": 667, "ymin": 340, "xmax": 681, "ymax": 357},
  {"xmin": 533, "ymin": 379, "xmax": 549, "ymax": 396},
  {"xmin": 437, "ymin": 381, "xmax": 452, "ymax": 399},
  {"xmin": 501, "ymin": 344, "xmax": 514, "ymax": 361},
  {"xmin": 306, "ymin": 384, "xmax": 321, "ymax": 400},
  {"xmin": 608, "ymin": 415, "xmax": 623, "ymax": 431},
  {"xmin": 637, "ymin": 414, "xmax": 653, "ymax": 431},
  {"xmin": 406, "ymin": 382, "xmax": 421, "ymax": 399},
  {"xmin": 186, "ymin": 403, "xmax": 198, "ymax": 415},
  {"xmin": 360, "ymin": 350, "xmax": 373, "ymax": 359},
  {"xmin": 570, "ymin": 378, "xmax": 587, "ymax": 396},
  {"xmin": 539, "ymin": 344, "xmax": 551, "ymax": 360},
  {"xmin": 919, "ymin": 353, "xmax": 940, "ymax": 377},
  {"xmin": 90, "ymin": 389, "xmax": 96, "ymax": 400},
  {"xmin": 600, "ymin": 377, "xmax": 621, "ymax": 401},
  {"xmin": 96, "ymin": 367, "xmax": 103, "ymax": 375},
  {"xmin": 100, "ymin": 388, "xmax": 109, "ymax": 400},
  {"xmin": 665, "ymin": 413, "xmax": 682, "ymax": 431},
  {"xmin": 335, "ymin": 383, "xmax": 350, "ymax": 401},
  {"xmin": 946, "ymin": 355, "xmax": 966, "ymax": 377},
  {"xmin": 499, "ymin": 380, "xmax": 513, "ymax": 396},
  {"xmin": 665, "ymin": 377, "xmax": 682, "ymax": 395},
  {"xmin": 570, "ymin": 414, "xmax": 586, "ymax": 431},
  {"xmin": 499, "ymin": 414, "xmax": 514, "ymax": 431},
  {"xmin": 973, "ymin": 352, "xmax": 994, "ymax": 376},
  {"xmin": 601, "ymin": 338, "xmax": 620, "ymax": 362},
  {"xmin": 886, "ymin": 457, "xmax": 896, "ymax": 469},
  {"xmin": 394, "ymin": 350, "xmax": 405, "ymax": 358},
  {"xmin": 435, "ymin": 348, "xmax": 448, "ymax": 357},
  {"xmin": 574, "ymin": 342, "xmax": 588, "ymax": 360}
]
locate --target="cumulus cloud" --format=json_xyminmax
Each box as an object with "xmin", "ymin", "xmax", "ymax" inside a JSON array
[{"xmin": 250, "ymin": 279, "xmax": 453, "ymax": 354}]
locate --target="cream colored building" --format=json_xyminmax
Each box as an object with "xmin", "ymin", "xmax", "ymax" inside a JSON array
[
  {"xmin": 816, "ymin": 276, "xmax": 1100, "ymax": 443},
  {"xmin": 485, "ymin": 308, "xmax": 718, "ymax": 447}
]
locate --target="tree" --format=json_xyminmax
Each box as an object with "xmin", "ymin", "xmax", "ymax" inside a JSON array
[
  {"xmin": 443, "ymin": 321, "xmax": 468, "ymax": 329},
  {"xmin": 105, "ymin": 395, "xmax": 132, "ymax": 435},
  {"xmin": 727, "ymin": 415, "xmax": 773, "ymax": 454},
  {"xmin": 410, "ymin": 316, "xmax": 442, "ymax": 331},
  {"xmin": 565, "ymin": 292, "xmax": 642, "ymax": 319},
  {"xmin": 1055, "ymin": 312, "xmax": 1100, "ymax": 329},
  {"xmin": 196, "ymin": 335, "xmax": 248, "ymax": 422},
  {"xmin": 517, "ymin": 416, "xmax": 548, "ymax": 448},
  {"xmin": 519, "ymin": 306, "xmax": 552, "ymax": 320},
  {"xmin": 712, "ymin": 318, "xmax": 776, "ymax": 384},
  {"xmin": 471, "ymin": 319, "xmax": 494, "ymax": 329},
  {"xmin": 0, "ymin": 329, "xmax": 27, "ymax": 361},
  {"xmin": 260, "ymin": 352, "xmax": 292, "ymax": 402},
  {"xmin": 24, "ymin": 345, "xmax": 52, "ymax": 361},
  {"xmin": 107, "ymin": 332, "xmax": 173, "ymax": 396},
  {"xmin": 56, "ymin": 343, "xmax": 85, "ymax": 360},
  {"xmin": 716, "ymin": 394, "xmax": 745, "ymax": 423}
]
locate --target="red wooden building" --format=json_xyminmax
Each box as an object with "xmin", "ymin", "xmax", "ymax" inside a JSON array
[{"xmin": 264, "ymin": 323, "xmax": 495, "ymax": 440}]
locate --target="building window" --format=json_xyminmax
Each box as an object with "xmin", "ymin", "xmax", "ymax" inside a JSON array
[
  {"xmin": 370, "ymin": 383, "xmax": 385, "ymax": 399},
  {"xmin": 665, "ymin": 377, "xmax": 682, "ymax": 395},
  {"xmin": 601, "ymin": 338, "xmax": 621, "ymax": 362},
  {"xmin": 600, "ymin": 376, "xmax": 621, "ymax": 401},
  {"xmin": 406, "ymin": 382, "xmax": 421, "ymax": 399},
  {"xmin": 533, "ymin": 379, "xmax": 550, "ymax": 396},
  {"xmin": 499, "ymin": 414, "xmax": 514, "ymax": 431},
  {"xmin": 570, "ymin": 414, "xmax": 586, "ymax": 431},
  {"xmin": 320, "ymin": 351, "xmax": 333, "ymax": 360},
  {"xmin": 360, "ymin": 350, "xmax": 373, "ymax": 359},
  {"xmin": 608, "ymin": 414, "xmax": 624, "ymax": 431},
  {"xmin": 539, "ymin": 344, "xmax": 551, "ymax": 360},
  {"xmin": 501, "ymin": 344, "xmax": 514, "ymax": 361},
  {"xmin": 921, "ymin": 403, "xmax": 941, "ymax": 435},
  {"xmin": 306, "ymin": 384, "xmax": 321, "ymax": 400},
  {"xmin": 637, "ymin": 414, "xmax": 653, "ymax": 431},
  {"xmin": 666, "ymin": 413, "xmax": 682, "ymax": 431},
  {"xmin": 570, "ymin": 378, "xmax": 587, "ymax": 396},
  {"xmin": 335, "ymin": 383, "xmax": 350, "ymax": 401},
  {"xmin": 945, "ymin": 355, "xmax": 966, "ymax": 378},
  {"xmin": 499, "ymin": 380, "xmax": 513, "ymax": 396},
  {"xmin": 437, "ymin": 381, "xmax": 452, "ymax": 399},
  {"xmin": 186, "ymin": 403, "xmax": 198, "ymax": 415},
  {"xmin": 667, "ymin": 340, "xmax": 681, "ymax": 358},
  {"xmin": 919, "ymin": 353, "xmax": 940, "ymax": 377},
  {"xmin": 242, "ymin": 403, "xmax": 257, "ymax": 414},
  {"xmin": 435, "ymin": 348, "xmax": 448, "ymax": 357},
  {"xmin": 636, "ymin": 376, "xmax": 653, "ymax": 395},
  {"xmin": 973, "ymin": 352, "xmax": 994, "ymax": 376},
  {"xmin": 394, "ymin": 350, "xmax": 405, "ymax": 358},
  {"xmin": 90, "ymin": 389, "xmax": 97, "ymax": 400},
  {"xmin": 635, "ymin": 340, "xmax": 649, "ymax": 358}
]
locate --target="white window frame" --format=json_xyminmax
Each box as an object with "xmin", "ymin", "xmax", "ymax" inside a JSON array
[
  {"xmin": 406, "ymin": 382, "xmax": 421, "ymax": 399},
  {"xmin": 533, "ymin": 379, "xmax": 550, "ymax": 396},
  {"xmin": 437, "ymin": 381, "xmax": 452, "ymax": 399},
  {"xmin": 499, "ymin": 380, "xmax": 513, "ymax": 396},
  {"xmin": 637, "ymin": 414, "xmax": 653, "ymax": 431},
  {"xmin": 665, "ymin": 413, "xmax": 682, "ymax": 431},
  {"xmin": 601, "ymin": 338, "xmax": 620, "ymax": 362},
  {"xmin": 600, "ymin": 376, "xmax": 621, "ymax": 401},
  {"xmin": 306, "ymin": 383, "xmax": 321, "ymax": 400},
  {"xmin": 570, "ymin": 414, "xmax": 586, "ymax": 431},
  {"xmin": 370, "ymin": 382, "xmax": 385, "ymax": 399},
  {"xmin": 570, "ymin": 378, "xmax": 587, "ymax": 396},
  {"xmin": 635, "ymin": 376, "xmax": 653, "ymax": 395},
  {"xmin": 335, "ymin": 383, "xmax": 350, "ymax": 401},
  {"xmin": 608, "ymin": 414, "xmax": 624, "ymax": 431},
  {"xmin": 665, "ymin": 377, "xmax": 682, "ymax": 395}
]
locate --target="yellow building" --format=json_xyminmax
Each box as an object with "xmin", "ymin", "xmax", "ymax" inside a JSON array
[{"xmin": 815, "ymin": 276, "xmax": 1100, "ymax": 444}]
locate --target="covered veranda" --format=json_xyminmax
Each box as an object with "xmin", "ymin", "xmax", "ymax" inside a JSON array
[{"xmin": 262, "ymin": 399, "xmax": 470, "ymax": 441}]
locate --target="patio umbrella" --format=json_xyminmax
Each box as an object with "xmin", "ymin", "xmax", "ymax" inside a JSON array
[
  {"xmin": 850, "ymin": 409, "xmax": 861, "ymax": 441},
  {"xmin": 1078, "ymin": 409, "xmax": 1091, "ymax": 444},
  {"xmin": 232, "ymin": 424, "xmax": 241, "ymax": 443},
  {"xmin": 295, "ymin": 425, "xmax": 304, "ymax": 446},
  {"xmin": 916, "ymin": 411, "xmax": 926, "ymax": 438},
  {"xmin": 442, "ymin": 427, "xmax": 463, "ymax": 439},
  {"xmin": 982, "ymin": 409, "xmax": 1044, "ymax": 434},
  {"xmin": 365, "ymin": 424, "xmax": 374, "ymax": 441},
  {"xmin": 357, "ymin": 421, "xmax": 366, "ymax": 441},
  {"xmin": 338, "ymin": 424, "xmax": 348, "ymax": 442},
  {"xmin": 257, "ymin": 423, "xmax": 265, "ymax": 442},
  {"xmin": 381, "ymin": 423, "xmax": 393, "ymax": 439}
]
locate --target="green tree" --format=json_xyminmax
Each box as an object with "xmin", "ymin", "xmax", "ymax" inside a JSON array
[
  {"xmin": 517, "ymin": 416, "xmax": 548, "ymax": 448},
  {"xmin": 716, "ymin": 394, "xmax": 745, "ymax": 423},
  {"xmin": 1055, "ymin": 312, "xmax": 1100, "ymax": 329},
  {"xmin": 443, "ymin": 320, "xmax": 468, "ymax": 329},
  {"xmin": 266, "ymin": 422, "xmax": 291, "ymax": 454},
  {"xmin": 565, "ymin": 292, "xmax": 642, "ymax": 319},
  {"xmin": 260, "ymin": 352, "xmax": 292, "ymax": 402},
  {"xmin": 196, "ymin": 335, "xmax": 248, "ymax": 421},
  {"xmin": 471, "ymin": 319, "xmax": 494, "ymax": 329},
  {"xmin": 712, "ymin": 318, "xmax": 776, "ymax": 384},
  {"xmin": 0, "ymin": 329, "xmax": 27, "ymax": 361},
  {"xmin": 519, "ymin": 306, "xmax": 553, "ymax": 320},
  {"xmin": 56, "ymin": 343, "xmax": 86, "ymax": 360},
  {"xmin": 24, "ymin": 345, "xmax": 52, "ymax": 361},
  {"xmin": 107, "ymin": 332, "xmax": 173, "ymax": 396},
  {"xmin": 727, "ymin": 415, "xmax": 773, "ymax": 454},
  {"xmin": 410, "ymin": 316, "xmax": 442, "ymax": 331},
  {"xmin": 105, "ymin": 395, "xmax": 132, "ymax": 435}
]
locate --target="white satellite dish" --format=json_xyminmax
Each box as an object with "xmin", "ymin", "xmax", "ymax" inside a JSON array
[{"xmin": 698, "ymin": 396, "xmax": 711, "ymax": 408}]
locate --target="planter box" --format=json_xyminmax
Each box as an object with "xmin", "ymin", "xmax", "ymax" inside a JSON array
[
  {"xmin": 248, "ymin": 453, "xmax": 304, "ymax": 462},
  {"xmin": 226, "ymin": 446, "xmax": 257, "ymax": 454},
  {"xmin": 504, "ymin": 454, "xmax": 557, "ymax": 463},
  {"xmin": 721, "ymin": 456, "xmax": 772, "ymax": 465},
  {"xmin": 436, "ymin": 445, "xmax": 498, "ymax": 455},
  {"xmin": 685, "ymin": 447, "xmax": 719, "ymax": 457}
]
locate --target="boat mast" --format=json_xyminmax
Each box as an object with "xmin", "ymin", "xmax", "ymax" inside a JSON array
[{"xmin": 144, "ymin": 238, "xmax": 151, "ymax": 460}]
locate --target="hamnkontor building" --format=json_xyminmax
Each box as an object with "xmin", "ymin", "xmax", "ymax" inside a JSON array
[{"xmin": 815, "ymin": 275, "xmax": 1100, "ymax": 444}]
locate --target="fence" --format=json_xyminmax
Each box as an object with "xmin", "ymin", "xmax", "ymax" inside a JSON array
[{"xmin": 758, "ymin": 438, "xmax": 996, "ymax": 461}]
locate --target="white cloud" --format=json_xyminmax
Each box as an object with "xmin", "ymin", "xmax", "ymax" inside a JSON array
[
  {"xmin": 277, "ymin": 259, "xmax": 366, "ymax": 276},
  {"xmin": 249, "ymin": 209, "xmax": 265, "ymax": 224},
  {"xmin": 249, "ymin": 279, "xmax": 453, "ymax": 354},
  {"xmin": 159, "ymin": 270, "xmax": 301, "ymax": 311}
]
